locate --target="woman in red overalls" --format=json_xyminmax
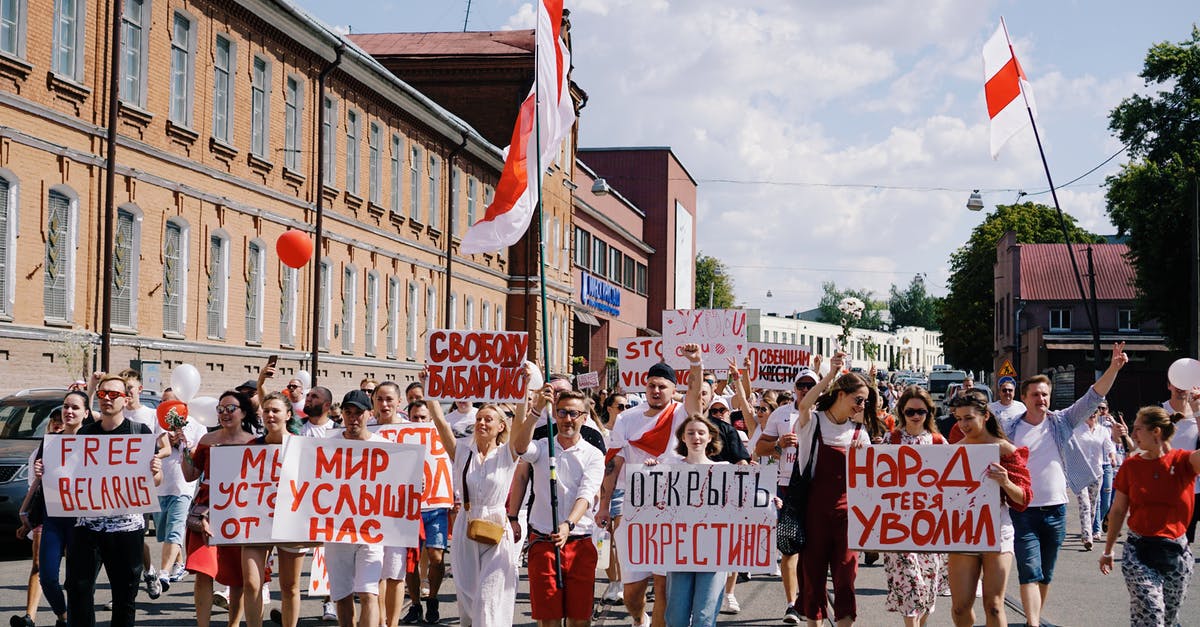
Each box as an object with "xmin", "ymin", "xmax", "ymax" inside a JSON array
[{"xmin": 790, "ymin": 352, "xmax": 870, "ymax": 626}]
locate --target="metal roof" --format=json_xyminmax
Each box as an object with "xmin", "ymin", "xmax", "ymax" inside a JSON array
[{"xmin": 1019, "ymin": 243, "xmax": 1136, "ymax": 301}]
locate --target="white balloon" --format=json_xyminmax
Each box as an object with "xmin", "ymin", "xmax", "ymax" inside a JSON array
[
  {"xmin": 188, "ymin": 396, "xmax": 219, "ymax": 428},
  {"xmin": 524, "ymin": 360, "xmax": 544, "ymax": 392},
  {"xmin": 1167, "ymin": 358, "xmax": 1200, "ymax": 391},
  {"xmin": 297, "ymin": 370, "xmax": 312, "ymax": 390},
  {"xmin": 171, "ymin": 364, "xmax": 202, "ymax": 402}
]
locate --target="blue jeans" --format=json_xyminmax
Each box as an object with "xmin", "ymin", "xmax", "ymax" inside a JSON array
[
  {"xmin": 1011, "ymin": 504, "xmax": 1067, "ymax": 585},
  {"xmin": 39, "ymin": 516, "xmax": 74, "ymax": 616},
  {"xmin": 665, "ymin": 571, "xmax": 724, "ymax": 627},
  {"xmin": 1094, "ymin": 464, "xmax": 1113, "ymax": 534}
]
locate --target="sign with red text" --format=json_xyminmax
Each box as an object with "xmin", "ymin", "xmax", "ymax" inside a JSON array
[
  {"xmin": 272, "ymin": 437, "xmax": 426, "ymax": 546},
  {"xmin": 617, "ymin": 464, "xmax": 777, "ymax": 573},
  {"xmin": 208, "ymin": 445, "xmax": 281, "ymax": 545},
  {"xmin": 617, "ymin": 337, "xmax": 691, "ymax": 393},
  {"xmin": 847, "ymin": 444, "xmax": 1001, "ymax": 552},
  {"xmin": 42, "ymin": 434, "xmax": 160, "ymax": 517},
  {"xmin": 747, "ymin": 343, "xmax": 813, "ymax": 390},
  {"xmin": 426, "ymin": 330, "xmax": 529, "ymax": 402},
  {"xmin": 306, "ymin": 547, "xmax": 330, "ymax": 597},
  {"xmin": 662, "ymin": 309, "xmax": 748, "ymax": 369},
  {"xmin": 371, "ymin": 423, "xmax": 453, "ymax": 510},
  {"xmin": 576, "ymin": 371, "xmax": 600, "ymax": 390}
]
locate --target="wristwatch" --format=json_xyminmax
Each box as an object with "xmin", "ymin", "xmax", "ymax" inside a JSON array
[
  {"xmin": 566, "ymin": 520, "xmax": 576, "ymax": 532},
  {"xmin": 773, "ymin": 444, "xmax": 783, "ymax": 455}
]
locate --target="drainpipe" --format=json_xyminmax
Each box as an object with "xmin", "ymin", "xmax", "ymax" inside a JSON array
[
  {"xmin": 443, "ymin": 132, "xmax": 469, "ymax": 328},
  {"xmin": 309, "ymin": 45, "xmax": 344, "ymax": 387},
  {"xmin": 99, "ymin": 0, "xmax": 125, "ymax": 371}
]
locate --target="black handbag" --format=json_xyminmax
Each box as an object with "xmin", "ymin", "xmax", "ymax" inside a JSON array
[
  {"xmin": 777, "ymin": 419, "xmax": 821, "ymax": 554},
  {"xmin": 1129, "ymin": 535, "xmax": 1186, "ymax": 576},
  {"xmin": 26, "ymin": 483, "xmax": 46, "ymax": 528}
]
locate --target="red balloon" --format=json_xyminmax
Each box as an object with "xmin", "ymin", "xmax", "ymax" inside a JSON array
[
  {"xmin": 277, "ymin": 230, "xmax": 314, "ymax": 269},
  {"xmin": 157, "ymin": 400, "xmax": 189, "ymax": 431}
]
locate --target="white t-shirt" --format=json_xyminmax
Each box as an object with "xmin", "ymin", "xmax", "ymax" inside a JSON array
[
  {"xmin": 447, "ymin": 407, "xmax": 478, "ymax": 437},
  {"xmin": 300, "ymin": 418, "xmax": 338, "ymax": 438},
  {"xmin": 124, "ymin": 405, "xmax": 156, "ymax": 431},
  {"xmin": 794, "ymin": 411, "xmax": 871, "ymax": 472},
  {"xmin": 988, "ymin": 399, "xmax": 1027, "ymax": 424},
  {"xmin": 519, "ymin": 437, "xmax": 604, "ymax": 536},
  {"xmin": 1172, "ymin": 416, "xmax": 1200, "ymax": 493},
  {"xmin": 762, "ymin": 404, "xmax": 801, "ymax": 485},
  {"xmin": 1073, "ymin": 422, "xmax": 1115, "ymax": 481},
  {"xmin": 1011, "ymin": 418, "xmax": 1068, "ymax": 506},
  {"xmin": 154, "ymin": 420, "xmax": 208, "ymax": 496},
  {"xmin": 609, "ymin": 401, "xmax": 685, "ymax": 483}
]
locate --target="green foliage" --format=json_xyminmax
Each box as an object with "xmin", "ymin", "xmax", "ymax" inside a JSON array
[
  {"xmin": 1106, "ymin": 27, "xmax": 1200, "ymax": 351},
  {"xmin": 888, "ymin": 275, "xmax": 943, "ymax": 330},
  {"xmin": 695, "ymin": 252, "xmax": 736, "ymax": 308},
  {"xmin": 816, "ymin": 282, "xmax": 887, "ymax": 330},
  {"xmin": 939, "ymin": 202, "xmax": 1103, "ymax": 372}
]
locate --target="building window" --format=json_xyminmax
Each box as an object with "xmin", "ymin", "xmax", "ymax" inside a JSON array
[
  {"xmin": 44, "ymin": 189, "xmax": 74, "ymax": 322},
  {"xmin": 284, "ymin": 76, "xmax": 303, "ymax": 171},
  {"xmin": 0, "ymin": 0, "xmax": 26, "ymax": 58},
  {"xmin": 426, "ymin": 285, "xmax": 437, "ymax": 335},
  {"xmin": 318, "ymin": 261, "xmax": 331, "ymax": 350},
  {"xmin": 448, "ymin": 292, "xmax": 458, "ymax": 329},
  {"xmin": 464, "ymin": 297, "xmax": 474, "ymax": 331},
  {"xmin": 410, "ymin": 145, "xmax": 422, "ymax": 222},
  {"xmin": 212, "ymin": 35, "xmax": 235, "ymax": 143},
  {"xmin": 251, "ymin": 56, "xmax": 270, "ymax": 158},
  {"xmin": 428, "ymin": 154, "xmax": 441, "ymax": 230},
  {"xmin": 386, "ymin": 276, "xmax": 399, "ymax": 359},
  {"xmin": 365, "ymin": 271, "xmax": 378, "ymax": 355},
  {"xmin": 466, "ymin": 176, "xmax": 477, "ymax": 226},
  {"xmin": 591, "ymin": 238, "xmax": 606, "ymax": 276},
  {"xmin": 368, "ymin": 122, "xmax": 381, "ymax": 205},
  {"xmin": 342, "ymin": 266, "xmax": 356, "ymax": 353},
  {"xmin": 389, "ymin": 134, "xmax": 402, "ymax": 213},
  {"xmin": 321, "ymin": 97, "xmax": 337, "ymax": 186},
  {"xmin": 1118, "ymin": 309, "xmax": 1137, "ymax": 332},
  {"xmin": 280, "ymin": 265, "xmax": 296, "ymax": 347},
  {"xmin": 345, "ymin": 110, "xmax": 360, "ymax": 194},
  {"xmin": 119, "ymin": 0, "xmax": 149, "ymax": 106},
  {"xmin": 206, "ymin": 234, "xmax": 228, "ymax": 339},
  {"xmin": 1049, "ymin": 308, "xmax": 1071, "ymax": 332},
  {"xmin": 162, "ymin": 220, "xmax": 186, "ymax": 334},
  {"xmin": 495, "ymin": 305, "xmax": 503, "ymax": 332},
  {"xmin": 623, "ymin": 256, "xmax": 636, "ymax": 290},
  {"xmin": 168, "ymin": 12, "xmax": 195, "ymax": 126},
  {"xmin": 574, "ymin": 227, "xmax": 589, "ymax": 268},
  {"xmin": 406, "ymin": 281, "xmax": 418, "ymax": 359},
  {"xmin": 0, "ymin": 175, "xmax": 13, "ymax": 318},
  {"xmin": 53, "ymin": 0, "xmax": 84, "ymax": 80},
  {"xmin": 608, "ymin": 247, "xmax": 621, "ymax": 284},
  {"xmin": 245, "ymin": 241, "xmax": 264, "ymax": 344},
  {"xmin": 111, "ymin": 208, "xmax": 138, "ymax": 329},
  {"xmin": 481, "ymin": 301, "xmax": 490, "ymax": 331},
  {"xmin": 636, "ymin": 263, "xmax": 647, "ymax": 296}
]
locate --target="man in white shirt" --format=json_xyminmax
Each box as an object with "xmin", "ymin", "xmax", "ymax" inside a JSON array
[
  {"xmin": 988, "ymin": 378, "xmax": 1027, "ymax": 423},
  {"xmin": 511, "ymin": 389, "xmax": 604, "ymax": 627},
  {"xmin": 447, "ymin": 401, "xmax": 479, "ymax": 438},
  {"xmin": 118, "ymin": 369, "xmax": 171, "ymax": 600}
]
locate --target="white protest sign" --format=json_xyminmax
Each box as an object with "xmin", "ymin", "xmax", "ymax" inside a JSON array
[
  {"xmin": 426, "ymin": 330, "xmax": 529, "ymax": 402},
  {"xmin": 42, "ymin": 434, "xmax": 160, "ymax": 517},
  {"xmin": 617, "ymin": 464, "xmax": 778, "ymax": 573},
  {"xmin": 208, "ymin": 445, "xmax": 281, "ymax": 545},
  {"xmin": 272, "ymin": 436, "xmax": 425, "ymax": 546},
  {"xmin": 662, "ymin": 309, "xmax": 748, "ymax": 368},
  {"xmin": 617, "ymin": 337, "xmax": 691, "ymax": 393},
  {"xmin": 306, "ymin": 547, "xmax": 330, "ymax": 597},
  {"xmin": 371, "ymin": 423, "xmax": 453, "ymax": 510},
  {"xmin": 576, "ymin": 371, "xmax": 600, "ymax": 390},
  {"xmin": 847, "ymin": 444, "xmax": 1001, "ymax": 552},
  {"xmin": 747, "ymin": 343, "xmax": 813, "ymax": 391}
]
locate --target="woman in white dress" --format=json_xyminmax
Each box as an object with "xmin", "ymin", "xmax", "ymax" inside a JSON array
[{"xmin": 426, "ymin": 366, "xmax": 535, "ymax": 626}]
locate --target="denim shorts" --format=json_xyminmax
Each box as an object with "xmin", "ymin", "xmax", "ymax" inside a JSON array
[
  {"xmin": 156, "ymin": 494, "xmax": 192, "ymax": 545},
  {"xmin": 1011, "ymin": 504, "xmax": 1067, "ymax": 585},
  {"xmin": 610, "ymin": 487, "xmax": 625, "ymax": 518},
  {"xmin": 421, "ymin": 508, "xmax": 450, "ymax": 550}
]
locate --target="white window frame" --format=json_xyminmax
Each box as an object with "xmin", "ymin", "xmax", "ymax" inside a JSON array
[
  {"xmin": 168, "ymin": 11, "xmax": 196, "ymax": 127},
  {"xmin": 279, "ymin": 264, "xmax": 297, "ymax": 347},
  {"xmin": 322, "ymin": 97, "xmax": 337, "ymax": 186},
  {"xmin": 52, "ymin": 0, "xmax": 85, "ymax": 81},
  {"xmin": 481, "ymin": 301, "xmax": 490, "ymax": 331},
  {"xmin": 318, "ymin": 260, "xmax": 331, "ymax": 350},
  {"xmin": 162, "ymin": 218, "xmax": 188, "ymax": 335},
  {"xmin": 111, "ymin": 205, "xmax": 142, "ymax": 330},
  {"xmin": 284, "ymin": 75, "xmax": 303, "ymax": 171},
  {"xmin": 119, "ymin": 0, "xmax": 150, "ymax": 107},
  {"xmin": 206, "ymin": 230, "xmax": 230, "ymax": 339},
  {"xmin": 368, "ymin": 122, "xmax": 381, "ymax": 205},
  {"xmin": 428, "ymin": 153, "xmax": 441, "ymax": 229},
  {"xmin": 466, "ymin": 176, "xmax": 477, "ymax": 227},
  {"xmin": 345, "ymin": 109, "xmax": 360, "ymax": 194},
  {"xmin": 1, "ymin": 0, "xmax": 28, "ymax": 59},
  {"xmin": 211, "ymin": 34, "xmax": 236, "ymax": 143},
  {"xmin": 1049, "ymin": 308, "xmax": 1071, "ymax": 332},
  {"xmin": 250, "ymin": 55, "xmax": 271, "ymax": 158},
  {"xmin": 365, "ymin": 271, "xmax": 378, "ymax": 355},
  {"xmin": 389, "ymin": 134, "xmax": 402, "ymax": 213},
  {"xmin": 43, "ymin": 186, "xmax": 77, "ymax": 323},
  {"xmin": 1118, "ymin": 308, "xmax": 1137, "ymax": 332},
  {"xmin": 426, "ymin": 285, "xmax": 437, "ymax": 336},
  {"xmin": 464, "ymin": 296, "xmax": 474, "ymax": 331},
  {"xmin": 0, "ymin": 170, "xmax": 18, "ymax": 319},
  {"xmin": 386, "ymin": 276, "xmax": 399, "ymax": 359},
  {"xmin": 448, "ymin": 292, "xmax": 458, "ymax": 329},
  {"xmin": 406, "ymin": 281, "xmax": 418, "ymax": 359},
  {"xmin": 495, "ymin": 305, "xmax": 503, "ymax": 333},
  {"xmin": 245, "ymin": 240, "xmax": 265, "ymax": 344},
  {"xmin": 341, "ymin": 265, "xmax": 357, "ymax": 353},
  {"xmin": 410, "ymin": 145, "xmax": 422, "ymax": 222}
]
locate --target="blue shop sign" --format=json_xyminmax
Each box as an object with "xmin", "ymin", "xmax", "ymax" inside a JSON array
[{"xmin": 580, "ymin": 271, "xmax": 621, "ymax": 316}]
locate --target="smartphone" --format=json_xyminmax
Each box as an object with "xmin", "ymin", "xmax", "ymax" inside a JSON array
[{"xmin": 266, "ymin": 355, "xmax": 278, "ymax": 369}]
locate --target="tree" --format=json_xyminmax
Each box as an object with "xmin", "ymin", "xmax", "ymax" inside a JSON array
[
  {"xmin": 939, "ymin": 202, "xmax": 1102, "ymax": 372},
  {"xmin": 695, "ymin": 252, "xmax": 736, "ymax": 308},
  {"xmin": 1106, "ymin": 27, "xmax": 1200, "ymax": 352},
  {"xmin": 816, "ymin": 282, "xmax": 887, "ymax": 330},
  {"xmin": 888, "ymin": 274, "xmax": 943, "ymax": 330}
]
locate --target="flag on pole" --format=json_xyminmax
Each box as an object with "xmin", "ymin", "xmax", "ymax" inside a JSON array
[
  {"xmin": 983, "ymin": 18, "xmax": 1037, "ymax": 159},
  {"xmin": 460, "ymin": 0, "xmax": 575, "ymax": 254}
]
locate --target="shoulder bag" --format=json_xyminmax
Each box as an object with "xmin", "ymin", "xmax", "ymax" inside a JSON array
[
  {"xmin": 777, "ymin": 417, "xmax": 821, "ymax": 554},
  {"xmin": 463, "ymin": 450, "xmax": 505, "ymax": 545}
]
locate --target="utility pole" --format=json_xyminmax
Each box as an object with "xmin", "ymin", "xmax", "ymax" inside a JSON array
[{"xmin": 1193, "ymin": 176, "xmax": 1199, "ymax": 358}]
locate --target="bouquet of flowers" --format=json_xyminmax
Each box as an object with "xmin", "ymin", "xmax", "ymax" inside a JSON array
[{"xmin": 836, "ymin": 296, "xmax": 865, "ymax": 348}]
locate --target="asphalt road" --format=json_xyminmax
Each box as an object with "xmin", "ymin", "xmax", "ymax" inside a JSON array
[{"xmin": 0, "ymin": 497, "xmax": 1196, "ymax": 626}]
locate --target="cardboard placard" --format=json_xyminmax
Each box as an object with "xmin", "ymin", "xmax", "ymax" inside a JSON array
[
  {"xmin": 662, "ymin": 309, "xmax": 748, "ymax": 368},
  {"xmin": 747, "ymin": 343, "xmax": 813, "ymax": 390},
  {"xmin": 617, "ymin": 464, "xmax": 778, "ymax": 573},
  {"xmin": 617, "ymin": 337, "xmax": 691, "ymax": 393},
  {"xmin": 371, "ymin": 422, "xmax": 453, "ymax": 510},
  {"xmin": 208, "ymin": 445, "xmax": 281, "ymax": 545},
  {"xmin": 42, "ymin": 434, "xmax": 160, "ymax": 517},
  {"xmin": 847, "ymin": 444, "xmax": 1001, "ymax": 552},
  {"xmin": 576, "ymin": 371, "xmax": 600, "ymax": 390},
  {"xmin": 425, "ymin": 330, "xmax": 529, "ymax": 402},
  {"xmin": 272, "ymin": 437, "xmax": 426, "ymax": 546}
]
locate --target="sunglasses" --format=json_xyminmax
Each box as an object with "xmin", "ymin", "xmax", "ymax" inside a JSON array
[
  {"xmin": 709, "ymin": 406, "xmax": 729, "ymax": 414},
  {"xmin": 754, "ymin": 406, "xmax": 768, "ymax": 412},
  {"xmin": 555, "ymin": 409, "xmax": 584, "ymax": 419},
  {"xmin": 852, "ymin": 396, "xmax": 867, "ymax": 407},
  {"xmin": 95, "ymin": 390, "xmax": 126, "ymax": 401},
  {"xmin": 1000, "ymin": 388, "xmax": 1015, "ymax": 394},
  {"xmin": 614, "ymin": 403, "xmax": 630, "ymax": 410},
  {"xmin": 504, "ymin": 411, "xmax": 516, "ymax": 419},
  {"xmin": 1097, "ymin": 406, "xmax": 1109, "ymax": 412},
  {"xmin": 903, "ymin": 408, "xmax": 929, "ymax": 417},
  {"xmin": 216, "ymin": 404, "xmax": 241, "ymax": 414},
  {"xmin": 286, "ymin": 384, "xmax": 301, "ymax": 390}
]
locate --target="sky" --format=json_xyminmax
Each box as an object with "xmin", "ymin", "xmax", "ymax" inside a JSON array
[{"xmin": 293, "ymin": 0, "xmax": 1197, "ymax": 313}]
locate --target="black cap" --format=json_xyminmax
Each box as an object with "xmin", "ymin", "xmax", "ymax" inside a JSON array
[
  {"xmin": 647, "ymin": 362, "xmax": 677, "ymax": 384},
  {"xmin": 341, "ymin": 389, "xmax": 372, "ymax": 411},
  {"xmin": 236, "ymin": 380, "xmax": 258, "ymax": 391}
]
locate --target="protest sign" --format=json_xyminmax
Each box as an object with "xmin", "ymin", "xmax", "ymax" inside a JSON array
[
  {"xmin": 747, "ymin": 343, "xmax": 813, "ymax": 390},
  {"xmin": 617, "ymin": 337, "xmax": 690, "ymax": 393},
  {"xmin": 617, "ymin": 464, "xmax": 777, "ymax": 573},
  {"xmin": 307, "ymin": 547, "xmax": 330, "ymax": 597},
  {"xmin": 42, "ymin": 434, "xmax": 159, "ymax": 517},
  {"xmin": 576, "ymin": 371, "xmax": 600, "ymax": 390},
  {"xmin": 272, "ymin": 437, "xmax": 425, "ymax": 546},
  {"xmin": 426, "ymin": 330, "xmax": 529, "ymax": 402},
  {"xmin": 371, "ymin": 422, "xmax": 453, "ymax": 510},
  {"xmin": 662, "ymin": 309, "xmax": 748, "ymax": 369},
  {"xmin": 208, "ymin": 445, "xmax": 281, "ymax": 545},
  {"xmin": 847, "ymin": 444, "xmax": 1001, "ymax": 552}
]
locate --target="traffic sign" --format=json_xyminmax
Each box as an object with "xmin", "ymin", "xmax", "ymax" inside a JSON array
[{"xmin": 998, "ymin": 359, "xmax": 1016, "ymax": 379}]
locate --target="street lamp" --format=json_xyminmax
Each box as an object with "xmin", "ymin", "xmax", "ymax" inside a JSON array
[
  {"xmin": 966, "ymin": 190, "xmax": 985, "ymax": 211},
  {"xmin": 591, "ymin": 177, "xmax": 612, "ymax": 196}
]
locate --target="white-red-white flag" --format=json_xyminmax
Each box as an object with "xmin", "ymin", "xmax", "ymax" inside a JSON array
[
  {"xmin": 460, "ymin": 0, "xmax": 575, "ymax": 254},
  {"xmin": 983, "ymin": 19, "xmax": 1037, "ymax": 159}
]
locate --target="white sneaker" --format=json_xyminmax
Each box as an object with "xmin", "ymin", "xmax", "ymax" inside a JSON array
[
  {"xmin": 723, "ymin": 593, "xmax": 740, "ymax": 613},
  {"xmin": 322, "ymin": 601, "xmax": 337, "ymax": 620},
  {"xmin": 601, "ymin": 581, "xmax": 623, "ymax": 603},
  {"xmin": 213, "ymin": 586, "xmax": 229, "ymax": 609}
]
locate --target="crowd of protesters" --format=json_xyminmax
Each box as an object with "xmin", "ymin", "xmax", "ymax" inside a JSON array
[{"xmin": 7, "ymin": 337, "xmax": 1200, "ymax": 627}]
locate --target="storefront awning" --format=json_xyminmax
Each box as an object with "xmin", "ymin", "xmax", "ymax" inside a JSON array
[{"xmin": 574, "ymin": 309, "xmax": 602, "ymax": 327}]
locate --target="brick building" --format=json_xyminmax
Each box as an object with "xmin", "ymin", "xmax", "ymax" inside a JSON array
[{"xmin": 0, "ymin": 0, "xmax": 558, "ymax": 393}]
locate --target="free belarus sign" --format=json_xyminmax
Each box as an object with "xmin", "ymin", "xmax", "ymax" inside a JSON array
[
  {"xmin": 42, "ymin": 434, "xmax": 160, "ymax": 517},
  {"xmin": 426, "ymin": 330, "xmax": 528, "ymax": 402}
]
